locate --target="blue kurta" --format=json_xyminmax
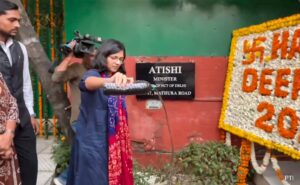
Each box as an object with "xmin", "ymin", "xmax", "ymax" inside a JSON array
[{"xmin": 67, "ymin": 69, "xmax": 109, "ymax": 185}]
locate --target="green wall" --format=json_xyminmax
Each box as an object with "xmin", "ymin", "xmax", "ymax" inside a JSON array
[
  {"xmin": 65, "ymin": 0, "xmax": 300, "ymax": 56},
  {"xmin": 25, "ymin": 0, "xmax": 64, "ymax": 119}
]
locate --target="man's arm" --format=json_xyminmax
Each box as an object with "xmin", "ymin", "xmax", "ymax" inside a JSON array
[
  {"xmin": 51, "ymin": 54, "xmax": 80, "ymax": 82},
  {"xmin": 52, "ymin": 41, "xmax": 81, "ymax": 82},
  {"xmin": 20, "ymin": 42, "xmax": 35, "ymax": 116},
  {"xmin": 20, "ymin": 42, "xmax": 38, "ymax": 134}
]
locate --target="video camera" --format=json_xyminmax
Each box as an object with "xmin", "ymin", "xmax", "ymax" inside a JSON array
[
  {"xmin": 60, "ymin": 30, "xmax": 102, "ymax": 58},
  {"xmin": 48, "ymin": 31, "xmax": 102, "ymax": 73}
]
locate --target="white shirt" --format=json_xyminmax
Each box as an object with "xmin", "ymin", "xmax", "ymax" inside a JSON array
[{"xmin": 0, "ymin": 38, "xmax": 35, "ymax": 116}]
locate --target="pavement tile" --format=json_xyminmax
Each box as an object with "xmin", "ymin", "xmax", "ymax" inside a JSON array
[
  {"xmin": 37, "ymin": 172, "xmax": 53, "ymax": 185},
  {"xmin": 37, "ymin": 137, "xmax": 56, "ymax": 185},
  {"xmin": 38, "ymin": 154, "xmax": 56, "ymax": 171}
]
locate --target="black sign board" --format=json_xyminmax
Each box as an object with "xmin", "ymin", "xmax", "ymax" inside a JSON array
[{"xmin": 136, "ymin": 62, "xmax": 195, "ymax": 100}]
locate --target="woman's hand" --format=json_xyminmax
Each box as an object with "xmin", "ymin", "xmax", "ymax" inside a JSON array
[
  {"xmin": 85, "ymin": 72, "xmax": 134, "ymax": 90},
  {"xmin": 0, "ymin": 147, "xmax": 13, "ymax": 159},
  {"xmin": 0, "ymin": 131, "xmax": 13, "ymax": 152},
  {"xmin": 109, "ymin": 72, "xmax": 134, "ymax": 85}
]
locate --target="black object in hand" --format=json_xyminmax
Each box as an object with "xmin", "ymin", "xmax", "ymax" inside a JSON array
[{"xmin": 60, "ymin": 30, "xmax": 102, "ymax": 58}]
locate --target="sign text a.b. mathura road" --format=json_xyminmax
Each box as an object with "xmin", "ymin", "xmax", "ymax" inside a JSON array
[{"xmin": 136, "ymin": 62, "xmax": 195, "ymax": 100}]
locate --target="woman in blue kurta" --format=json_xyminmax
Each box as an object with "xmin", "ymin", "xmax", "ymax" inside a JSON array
[{"xmin": 67, "ymin": 39, "xmax": 134, "ymax": 185}]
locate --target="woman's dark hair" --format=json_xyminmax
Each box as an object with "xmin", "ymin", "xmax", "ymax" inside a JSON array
[
  {"xmin": 0, "ymin": 0, "xmax": 18, "ymax": 15},
  {"xmin": 92, "ymin": 39, "xmax": 126, "ymax": 74}
]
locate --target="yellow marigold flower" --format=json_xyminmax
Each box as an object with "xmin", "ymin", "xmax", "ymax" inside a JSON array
[{"xmin": 265, "ymin": 55, "xmax": 271, "ymax": 63}]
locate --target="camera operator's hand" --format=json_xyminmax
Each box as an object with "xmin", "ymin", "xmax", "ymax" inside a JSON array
[
  {"xmin": 69, "ymin": 40, "xmax": 77, "ymax": 48},
  {"xmin": 55, "ymin": 41, "xmax": 82, "ymax": 72},
  {"xmin": 65, "ymin": 40, "xmax": 76, "ymax": 59}
]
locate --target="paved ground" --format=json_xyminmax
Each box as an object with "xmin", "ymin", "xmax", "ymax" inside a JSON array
[
  {"xmin": 254, "ymin": 160, "xmax": 300, "ymax": 185},
  {"xmin": 36, "ymin": 137, "xmax": 56, "ymax": 185}
]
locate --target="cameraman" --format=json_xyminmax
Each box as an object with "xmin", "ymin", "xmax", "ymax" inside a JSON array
[{"xmin": 52, "ymin": 41, "xmax": 96, "ymax": 185}]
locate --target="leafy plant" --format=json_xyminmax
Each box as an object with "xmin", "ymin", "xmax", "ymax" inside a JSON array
[
  {"xmin": 173, "ymin": 141, "xmax": 240, "ymax": 184},
  {"xmin": 51, "ymin": 136, "xmax": 71, "ymax": 174},
  {"xmin": 135, "ymin": 141, "xmax": 240, "ymax": 185},
  {"xmin": 133, "ymin": 161, "xmax": 154, "ymax": 185},
  {"xmin": 52, "ymin": 140, "xmax": 240, "ymax": 184}
]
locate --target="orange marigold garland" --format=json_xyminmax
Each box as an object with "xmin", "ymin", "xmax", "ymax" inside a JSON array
[
  {"xmin": 220, "ymin": 129, "xmax": 226, "ymax": 142},
  {"xmin": 271, "ymin": 155, "xmax": 290, "ymax": 185},
  {"xmin": 237, "ymin": 139, "xmax": 251, "ymax": 185},
  {"xmin": 49, "ymin": 0, "xmax": 57, "ymax": 137},
  {"xmin": 35, "ymin": 0, "xmax": 44, "ymax": 136},
  {"xmin": 220, "ymin": 130, "xmax": 232, "ymax": 146},
  {"xmin": 250, "ymin": 142, "xmax": 271, "ymax": 174}
]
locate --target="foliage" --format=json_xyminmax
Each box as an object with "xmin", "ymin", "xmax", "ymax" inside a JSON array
[
  {"xmin": 51, "ymin": 136, "xmax": 71, "ymax": 174},
  {"xmin": 51, "ymin": 140, "xmax": 240, "ymax": 184},
  {"xmin": 133, "ymin": 161, "xmax": 156, "ymax": 185},
  {"xmin": 134, "ymin": 141, "xmax": 240, "ymax": 185},
  {"xmin": 172, "ymin": 141, "xmax": 240, "ymax": 184}
]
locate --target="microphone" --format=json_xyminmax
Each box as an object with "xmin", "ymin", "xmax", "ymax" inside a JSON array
[{"xmin": 103, "ymin": 80, "xmax": 155, "ymax": 95}]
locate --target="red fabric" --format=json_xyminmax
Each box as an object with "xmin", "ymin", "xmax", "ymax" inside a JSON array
[{"xmin": 108, "ymin": 98, "xmax": 134, "ymax": 185}]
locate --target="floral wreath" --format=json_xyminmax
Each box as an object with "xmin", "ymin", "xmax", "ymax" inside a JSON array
[{"xmin": 219, "ymin": 14, "xmax": 300, "ymax": 161}]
